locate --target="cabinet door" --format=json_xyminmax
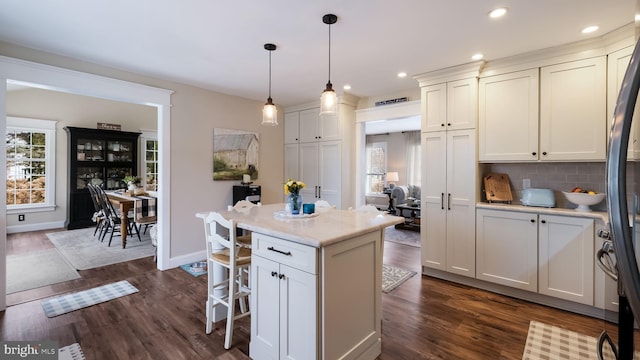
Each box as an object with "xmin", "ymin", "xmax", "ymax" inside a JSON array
[
  {"xmin": 421, "ymin": 132, "xmax": 447, "ymax": 270},
  {"xmin": 280, "ymin": 264, "xmax": 317, "ymax": 360},
  {"xmin": 319, "ymin": 113, "xmax": 340, "ymax": 141},
  {"xmin": 299, "ymin": 142, "xmax": 319, "ymax": 201},
  {"xmin": 476, "ymin": 209, "xmax": 538, "ymax": 291},
  {"xmin": 608, "ymin": 46, "xmax": 640, "ymax": 160},
  {"xmin": 318, "ymin": 140, "xmax": 341, "ymax": 207},
  {"xmin": 478, "ymin": 69, "xmax": 539, "ymax": 161},
  {"xmin": 299, "ymin": 108, "xmax": 320, "ymax": 143},
  {"xmin": 284, "ymin": 144, "xmax": 299, "ymax": 200},
  {"xmin": 445, "ymin": 129, "xmax": 476, "ymax": 277},
  {"xmin": 284, "ymin": 112, "xmax": 300, "ymax": 144},
  {"xmin": 538, "ymin": 215, "xmax": 594, "ymax": 305},
  {"xmin": 421, "ymin": 83, "xmax": 447, "ymax": 132},
  {"xmin": 250, "ymin": 255, "xmax": 281, "ymax": 359},
  {"xmin": 540, "ymin": 57, "xmax": 606, "ymax": 161},
  {"xmin": 447, "ymin": 78, "xmax": 478, "ymax": 131}
]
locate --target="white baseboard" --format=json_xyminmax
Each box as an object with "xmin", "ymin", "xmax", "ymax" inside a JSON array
[
  {"xmin": 163, "ymin": 249, "xmax": 207, "ymax": 270},
  {"xmin": 7, "ymin": 221, "xmax": 65, "ymax": 234}
]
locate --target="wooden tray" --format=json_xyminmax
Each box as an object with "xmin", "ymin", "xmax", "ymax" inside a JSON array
[{"xmin": 483, "ymin": 173, "xmax": 513, "ymax": 203}]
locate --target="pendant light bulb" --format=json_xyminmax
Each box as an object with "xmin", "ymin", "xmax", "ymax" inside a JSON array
[
  {"xmin": 262, "ymin": 43, "xmax": 278, "ymax": 126},
  {"xmin": 320, "ymin": 14, "xmax": 338, "ymax": 116}
]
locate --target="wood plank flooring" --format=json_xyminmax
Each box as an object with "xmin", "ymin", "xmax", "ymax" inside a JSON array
[{"xmin": 1, "ymin": 229, "xmax": 636, "ymax": 359}]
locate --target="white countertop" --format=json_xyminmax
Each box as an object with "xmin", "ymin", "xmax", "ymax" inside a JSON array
[
  {"xmin": 476, "ymin": 202, "xmax": 609, "ymax": 223},
  {"xmin": 198, "ymin": 203, "xmax": 405, "ymax": 248}
]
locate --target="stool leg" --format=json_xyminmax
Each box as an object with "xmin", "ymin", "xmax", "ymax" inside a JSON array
[
  {"xmin": 206, "ymin": 262, "xmax": 214, "ymax": 334},
  {"xmin": 238, "ymin": 267, "xmax": 248, "ymax": 314},
  {"xmin": 224, "ymin": 267, "xmax": 237, "ymax": 350}
]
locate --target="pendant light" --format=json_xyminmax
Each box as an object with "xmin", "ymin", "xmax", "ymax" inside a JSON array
[
  {"xmin": 319, "ymin": 14, "xmax": 338, "ymax": 116},
  {"xmin": 262, "ymin": 43, "xmax": 278, "ymax": 126}
]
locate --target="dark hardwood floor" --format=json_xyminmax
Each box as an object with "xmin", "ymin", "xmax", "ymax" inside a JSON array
[{"xmin": 1, "ymin": 229, "xmax": 635, "ymax": 359}]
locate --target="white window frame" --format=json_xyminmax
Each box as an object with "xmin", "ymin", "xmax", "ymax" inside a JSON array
[
  {"xmin": 6, "ymin": 116, "xmax": 57, "ymax": 214},
  {"xmin": 365, "ymin": 141, "xmax": 387, "ymax": 195},
  {"xmin": 139, "ymin": 130, "xmax": 158, "ymax": 192}
]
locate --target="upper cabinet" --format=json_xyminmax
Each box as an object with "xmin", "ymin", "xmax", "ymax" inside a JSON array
[
  {"xmin": 607, "ymin": 45, "xmax": 640, "ymax": 160},
  {"xmin": 422, "ymin": 77, "xmax": 478, "ymax": 132},
  {"xmin": 284, "ymin": 112, "xmax": 300, "ymax": 144},
  {"xmin": 478, "ymin": 56, "xmax": 607, "ymax": 162},
  {"xmin": 298, "ymin": 107, "xmax": 340, "ymax": 143},
  {"xmin": 539, "ymin": 57, "xmax": 607, "ymax": 161},
  {"xmin": 478, "ymin": 69, "xmax": 539, "ymax": 162}
]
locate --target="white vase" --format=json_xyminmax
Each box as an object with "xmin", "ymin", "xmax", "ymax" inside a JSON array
[{"xmin": 128, "ymin": 183, "xmax": 136, "ymax": 191}]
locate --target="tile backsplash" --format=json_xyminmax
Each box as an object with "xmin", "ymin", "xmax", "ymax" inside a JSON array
[{"xmin": 480, "ymin": 162, "xmax": 607, "ymax": 211}]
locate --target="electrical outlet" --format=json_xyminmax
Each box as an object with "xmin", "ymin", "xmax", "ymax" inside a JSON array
[
  {"xmin": 523, "ymin": 179, "xmax": 531, "ymax": 189},
  {"xmin": 18, "ymin": 214, "xmax": 25, "ymax": 221}
]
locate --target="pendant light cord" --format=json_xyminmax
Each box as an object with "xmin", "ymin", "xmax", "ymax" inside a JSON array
[
  {"xmin": 327, "ymin": 23, "xmax": 331, "ymax": 83},
  {"xmin": 268, "ymin": 50, "xmax": 272, "ymax": 99}
]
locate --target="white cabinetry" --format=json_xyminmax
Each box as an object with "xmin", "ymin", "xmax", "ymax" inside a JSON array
[
  {"xmin": 284, "ymin": 112, "xmax": 301, "ymax": 144},
  {"xmin": 476, "ymin": 209, "xmax": 595, "ymax": 305},
  {"xmin": 422, "ymin": 77, "xmax": 478, "ymax": 132},
  {"xmin": 299, "ymin": 107, "xmax": 340, "ymax": 143},
  {"xmin": 422, "ymin": 129, "xmax": 476, "ymax": 277},
  {"xmin": 250, "ymin": 233, "xmax": 317, "ymax": 360},
  {"xmin": 607, "ymin": 45, "xmax": 640, "ymax": 160},
  {"xmin": 299, "ymin": 141, "xmax": 341, "ymax": 207},
  {"xmin": 539, "ymin": 57, "xmax": 606, "ymax": 161},
  {"xmin": 478, "ymin": 69, "xmax": 539, "ymax": 161},
  {"xmin": 538, "ymin": 215, "xmax": 594, "ymax": 305},
  {"xmin": 478, "ymin": 56, "xmax": 606, "ymax": 162},
  {"xmin": 476, "ymin": 210, "xmax": 538, "ymax": 291}
]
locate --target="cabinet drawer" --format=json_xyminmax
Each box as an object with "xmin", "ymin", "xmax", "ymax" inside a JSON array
[{"xmin": 252, "ymin": 233, "xmax": 318, "ymax": 274}]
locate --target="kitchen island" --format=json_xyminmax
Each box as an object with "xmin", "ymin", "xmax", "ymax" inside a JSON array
[{"xmin": 217, "ymin": 203, "xmax": 404, "ymax": 360}]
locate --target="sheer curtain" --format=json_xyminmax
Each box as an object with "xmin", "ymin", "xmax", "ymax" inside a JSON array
[{"xmin": 404, "ymin": 131, "xmax": 421, "ymax": 185}]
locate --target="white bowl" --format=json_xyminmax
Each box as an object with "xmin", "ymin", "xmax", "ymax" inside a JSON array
[{"xmin": 562, "ymin": 191, "xmax": 606, "ymax": 212}]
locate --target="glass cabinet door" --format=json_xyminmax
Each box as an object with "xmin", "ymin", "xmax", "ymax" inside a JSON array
[
  {"xmin": 77, "ymin": 166, "xmax": 103, "ymax": 189},
  {"xmin": 76, "ymin": 139, "xmax": 105, "ymax": 161},
  {"xmin": 105, "ymin": 167, "xmax": 132, "ymax": 190},
  {"xmin": 106, "ymin": 141, "xmax": 133, "ymax": 162}
]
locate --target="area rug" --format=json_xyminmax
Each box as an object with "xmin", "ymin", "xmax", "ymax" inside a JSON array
[
  {"xmin": 522, "ymin": 320, "xmax": 639, "ymax": 360},
  {"xmin": 47, "ymin": 228, "xmax": 155, "ymax": 270},
  {"xmin": 59, "ymin": 343, "xmax": 86, "ymax": 360},
  {"xmin": 382, "ymin": 264, "xmax": 417, "ymax": 293},
  {"xmin": 384, "ymin": 226, "xmax": 420, "ymax": 248},
  {"xmin": 6, "ymin": 248, "xmax": 81, "ymax": 294},
  {"xmin": 41, "ymin": 280, "xmax": 138, "ymax": 318}
]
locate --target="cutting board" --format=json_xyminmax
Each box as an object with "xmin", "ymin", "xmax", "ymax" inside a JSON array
[{"xmin": 483, "ymin": 173, "xmax": 513, "ymax": 203}]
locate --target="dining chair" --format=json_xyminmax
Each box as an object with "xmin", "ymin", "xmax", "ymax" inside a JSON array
[
  {"xmin": 95, "ymin": 186, "xmax": 140, "ymax": 247},
  {"xmin": 133, "ymin": 195, "xmax": 157, "ymax": 236},
  {"xmin": 198, "ymin": 211, "xmax": 251, "ymax": 350},
  {"xmin": 86, "ymin": 183, "xmax": 106, "ymax": 238}
]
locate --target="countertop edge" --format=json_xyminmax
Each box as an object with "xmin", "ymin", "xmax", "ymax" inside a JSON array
[{"xmin": 476, "ymin": 202, "xmax": 608, "ymax": 223}]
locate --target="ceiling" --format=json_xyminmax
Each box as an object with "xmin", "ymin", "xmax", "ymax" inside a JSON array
[{"xmin": 0, "ymin": 1, "xmax": 636, "ymax": 108}]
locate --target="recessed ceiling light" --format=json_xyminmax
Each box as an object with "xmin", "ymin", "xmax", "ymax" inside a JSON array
[
  {"xmin": 471, "ymin": 53, "xmax": 484, "ymax": 61},
  {"xmin": 397, "ymin": 72, "xmax": 407, "ymax": 78},
  {"xmin": 343, "ymin": 84, "xmax": 351, "ymax": 90},
  {"xmin": 489, "ymin": 7, "xmax": 507, "ymax": 19},
  {"xmin": 582, "ymin": 25, "xmax": 599, "ymax": 34}
]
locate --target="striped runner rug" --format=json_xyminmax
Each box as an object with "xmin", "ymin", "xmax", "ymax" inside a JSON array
[
  {"xmin": 522, "ymin": 320, "xmax": 640, "ymax": 360},
  {"xmin": 41, "ymin": 280, "xmax": 138, "ymax": 318}
]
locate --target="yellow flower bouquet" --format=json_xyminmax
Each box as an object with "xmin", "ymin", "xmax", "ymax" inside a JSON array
[{"xmin": 284, "ymin": 179, "xmax": 305, "ymax": 214}]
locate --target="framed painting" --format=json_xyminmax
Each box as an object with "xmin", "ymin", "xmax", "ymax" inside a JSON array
[{"xmin": 213, "ymin": 128, "xmax": 259, "ymax": 181}]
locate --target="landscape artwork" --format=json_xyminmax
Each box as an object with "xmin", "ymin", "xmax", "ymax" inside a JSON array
[{"xmin": 213, "ymin": 128, "xmax": 259, "ymax": 181}]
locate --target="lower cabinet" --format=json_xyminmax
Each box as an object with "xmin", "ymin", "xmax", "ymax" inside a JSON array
[
  {"xmin": 250, "ymin": 234, "xmax": 317, "ymax": 360},
  {"xmin": 476, "ymin": 209, "xmax": 595, "ymax": 305}
]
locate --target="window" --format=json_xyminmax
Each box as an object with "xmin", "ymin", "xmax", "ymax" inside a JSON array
[
  {"xmin": 365, "ymin": 142, "xmax": 387, "ymax": 194},
  {"xmin": 140, "ymin": 131, "xmax": 158, "ymax": 191},
  {"xmin": 6, "ymin": 117, "xmax": 57, "ymax": 212}
]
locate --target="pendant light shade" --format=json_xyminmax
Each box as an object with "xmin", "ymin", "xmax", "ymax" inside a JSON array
[
  {"xmin": 262, "ymin": 43, "xmax": 278, "ymax": 126},
  {"xmin": 319, "ymin": 14, "xmax": 338, "ymax": 116}
]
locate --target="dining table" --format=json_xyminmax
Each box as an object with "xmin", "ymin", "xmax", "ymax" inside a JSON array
[{"xmin": 106, "ymin": 191, "xmax": 157, "ymax": 249}]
